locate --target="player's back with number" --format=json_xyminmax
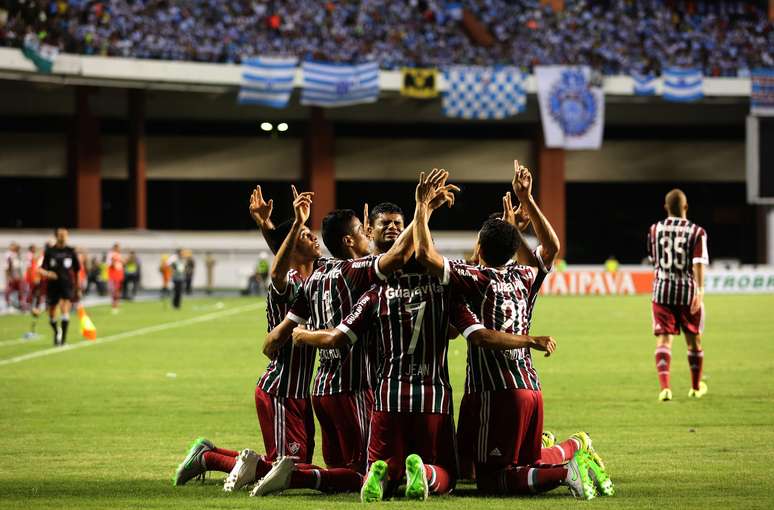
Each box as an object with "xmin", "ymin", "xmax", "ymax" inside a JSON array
[{"xmin": 648, "ymin": 217, "xmax": 708, "ymax": 305}]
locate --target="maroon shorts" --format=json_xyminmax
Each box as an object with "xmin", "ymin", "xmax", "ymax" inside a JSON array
[
  {"xmin": 652, "ymin": 302, "xmax": 704, "ymax": 336},
  {"xmin": 25, "ymin": 282, "xmax": 43, "ymax": 309},
  {"xmin": 369, "ymin": 410, "xmax": 458, "ymax": 484},
  {"xmin": 5, "ymin": 278, "xmax": 24, "ymax": 297},
  {"xmin": 312, "ymin": 390, "xmax": 373, "ymax": 474},
  {"xmin": 457, "ymin": 389, "xmax": 543, "ymax": 478},
  {"xmin": 254, "ymin": 387, "xmax": 314, "ymax": 463}
]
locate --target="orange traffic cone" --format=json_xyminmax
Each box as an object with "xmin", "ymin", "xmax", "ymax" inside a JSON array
[{"xmin": 77, "ymin": 305, "xmax": 97, "ymax": 341}]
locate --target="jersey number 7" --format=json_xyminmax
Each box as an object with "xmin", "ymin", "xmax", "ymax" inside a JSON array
[{"xmin": 405, "ymin": 301, "xmax": 427, "ymax": 355}]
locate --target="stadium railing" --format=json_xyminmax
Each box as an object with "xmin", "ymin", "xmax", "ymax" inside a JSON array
[{"xmin": 0, "ymin": 48, "xmax": 751, "ymax": 97}]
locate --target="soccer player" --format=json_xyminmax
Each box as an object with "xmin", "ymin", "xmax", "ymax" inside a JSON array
[
  {"xmin": 4, "ymin": 242, "xmax": 24, "ymax": 310},
  {"xmin": 39, "ymin": 228, "xmax": 80, "ymax": 346},
  {"xmin": 23, "ymin": 245, "xmax": 44, "ymax": 338},
  {"xmin": 253, "ymin": 185, "xmax": 451, "ymax": 496},
  {"xmin": 413, "ymin": 162, "xmax": 612, "ymax": 500},
  {"xmin": 648, "ymin": 189, "xmax": 709, "ymax": 401},
  {"xmin": 107, "ymin": 244, "xmax": 125, "ymax": 313},
  {"xmin": 289, "ymin": 171, "xmax": 555, "ymax": 503},
  {"xmin": 174, "ymin": 187, "xmax": 361, "ymax": 495}
]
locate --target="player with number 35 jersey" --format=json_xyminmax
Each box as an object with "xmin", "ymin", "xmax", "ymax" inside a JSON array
[{"xmin": 647, "ymin": 189, "xmax": 709, "ymax": 402}]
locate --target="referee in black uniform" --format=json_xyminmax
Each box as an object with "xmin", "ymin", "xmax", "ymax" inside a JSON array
[{"xmin": 40, "ymin": 228, "xmax": 80, "ymax": 346}]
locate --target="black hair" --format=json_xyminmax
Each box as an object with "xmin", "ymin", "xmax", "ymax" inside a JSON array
[
  {"xmin": 321, "ymin": 209, "xmax": 358, "ymax": 259},
  {"xmin": 478, "ymin": 218, "xmax": 520, "ymax": 267},
  {"xmin": 369, "ymin": 202, "xmax": 404, "ymax": 224},
  {"xmin": 266, "ymin": 219, "xmax": 294, "ymax": 254}
]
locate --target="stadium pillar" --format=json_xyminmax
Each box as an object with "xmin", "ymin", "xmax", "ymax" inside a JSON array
[
  {"xmin": 535, "ymin": 139, "xmax": 566, "ymax": 259},
  {"xmin": 68, "ymin": 87, "xmax": 101, "ymax": 229},
  {"xmin": 127, "ymin": 89, "xmax": 147, "ymax": 229},
  {"xmin": 304, "ymin": 107, "xmax": 335, "ymax": 230}
]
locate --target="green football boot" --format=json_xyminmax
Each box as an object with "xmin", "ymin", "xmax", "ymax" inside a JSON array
[
  {"xmin": 173, "ymin": 437, "xmax": 213, "ymax": 486},
  {"xmin": 361, "ymin": 460, "xmax": 388, "ymax": 503},
  {"xmin": 565, "ymin": 450, "xmax": 596, "ymax": 500},
  {"xmin": 585, "ymin": 451, "xmax": 614, "ymax": 496},
  {"xmin": 405, "ymin": 454, "xmax": 429, "ymax": 501}
]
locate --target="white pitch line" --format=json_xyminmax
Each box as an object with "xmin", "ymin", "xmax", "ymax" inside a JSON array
[
  {"xmin": 0, "ymin": 337, "xmax": 41, "ymax": 348},
  {"xmin": 0, "ymin": 302, "xmax": 261, "ymax": 367}
]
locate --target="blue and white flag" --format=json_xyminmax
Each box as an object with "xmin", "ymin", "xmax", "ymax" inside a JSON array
[
  {"xmin": 663, "ymin": 67, "xmax": 703, "ymax": 102},
  {"xmin": 535, "ymin": 66, "xmax": 604, "ymax": 150},
  {"xmin": 21, "ymin": 33, "xmax": 58, "ymax": 74},
  {"xmin": 632, "ymin": 72, "xmax": 657, "ymax": 96},
  {"xmin": 442, "ymin": 66, "xmax": 526, "ymax": 120},
  {"xmin": 301, "ymin": 61, "xmax": 379, "ymax": 107},
  {"xmin": 751, "ymin": 68, "xmax": 774, "ymax": 116},
  {"xmin": 238, "ymin": 56, "xmax": 298, "ymax": 108}
]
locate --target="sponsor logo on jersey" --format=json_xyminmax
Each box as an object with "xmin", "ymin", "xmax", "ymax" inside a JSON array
[
  {"xmin": 385, "ymin": 283, "xmax": 444, "ymax": 300},
  {"xmin": 491, "ymin": 281, "xmax": 518, "ymax": 293},
  {"xmin": 351, "ymin": 260, "xmax": 372, "ymax": 269}
]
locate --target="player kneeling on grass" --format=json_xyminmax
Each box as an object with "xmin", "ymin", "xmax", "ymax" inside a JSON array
[
  {"xmin": 292, "ymin": 286, "xmax": 555, "ymax": 502},
  {"xmin": 173, "ymin": 438, "xmax": 362, "ymax": 496},
  {"xmin": 412, "ymin": 161, "xmax": 614, "ymax": 500}
]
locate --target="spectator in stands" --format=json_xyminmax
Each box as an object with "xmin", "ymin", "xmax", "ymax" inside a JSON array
[{"xmin": 0, "ymin": 0, "xmax": 770, "ymax": 77}]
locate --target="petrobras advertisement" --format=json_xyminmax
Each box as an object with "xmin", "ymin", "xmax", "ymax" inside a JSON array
[{"xmin": 541, "ymin": 267, "xmax": 774, "ymax": 296}]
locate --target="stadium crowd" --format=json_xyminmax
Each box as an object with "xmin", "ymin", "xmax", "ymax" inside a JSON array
[{"xmin": 0, "ymin": 0, "xmax": 771, "ymax": 76}]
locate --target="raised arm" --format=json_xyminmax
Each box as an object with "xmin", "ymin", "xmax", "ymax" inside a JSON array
[
  {"xmin": 249, "ymin": 185, "xmax": 277, "ymax": 253},
  {"xmin": 467, "ymin": 329, "xmax": 556, "ymax": 356},
  {"xmin": 292, "ymin": 326, "xmax": 349, "ymax": 349},
  {"xmin": 413, "ymin": 169, "xmax": 459, "ymax": 279},
  {"xmin": 270, "ymin": 186, "xmax": 314, "ymax": 293},
  {"xmin": 376, "ymin": 218, "xmax": 417, "ymax": 275},
  {"xmin": 512, "ymin": 160, "xmax": 560, "ymax": 268},
  {"xmin": 502, "ymin": 191, "xmax": 539, "ymax": 266}
]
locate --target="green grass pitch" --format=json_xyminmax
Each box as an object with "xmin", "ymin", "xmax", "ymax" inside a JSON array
[{"xmin": 1, "ymin": 294, "xmax": 772, "ymax": 509}]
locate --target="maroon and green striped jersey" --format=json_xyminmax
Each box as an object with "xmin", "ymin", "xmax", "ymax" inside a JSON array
[
  {"xmin": 337, "ymin": 271, "xmax": 482, "ymax": 415},
  {"xmin": 647, "ymin": 218, "xmax": 709, "ymax": 305},
  {"xmin": 442, "ymin": 251, "xmax": 549, "ymax": 393},
  {"xmin": 288, "ymin": 255, "xmax": 387, "ymax": 396},
  {"xmin": 258, "ymin": 270, "xmax": 316, "ymax": 399}
]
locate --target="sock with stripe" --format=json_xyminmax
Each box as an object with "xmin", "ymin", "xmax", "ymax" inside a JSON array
[
  {"xmin": 479, "ymin": 466, "xmax": 567, "ymax": 494},
  {"xmin": 50, "ymin": 318, "xmax": 58, "ymax": 338},
  {"xmin": 424, "ymin": 464, "xmax": 453, "ymax": 494},
  {"xmin": 687, "ymin": 349, "xmax": 704, "ymax": 390},
  {"xmin": 291, "ymin": 468, "xmax": 362, "ymax": 493},
  {"xmin": 202, "ymin": 451, "xmax": 237, "ymax": 473},
  {"xmin": 655, "ymin": 346, "xmax": 672, "ymax": 389},
  {"xmin": 539, "ymin": 437, "xmax": 580, "ymax": 465},
  {"xmin": 212, "ymin": 447, "xmax": 240, "ymax": 457}
]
